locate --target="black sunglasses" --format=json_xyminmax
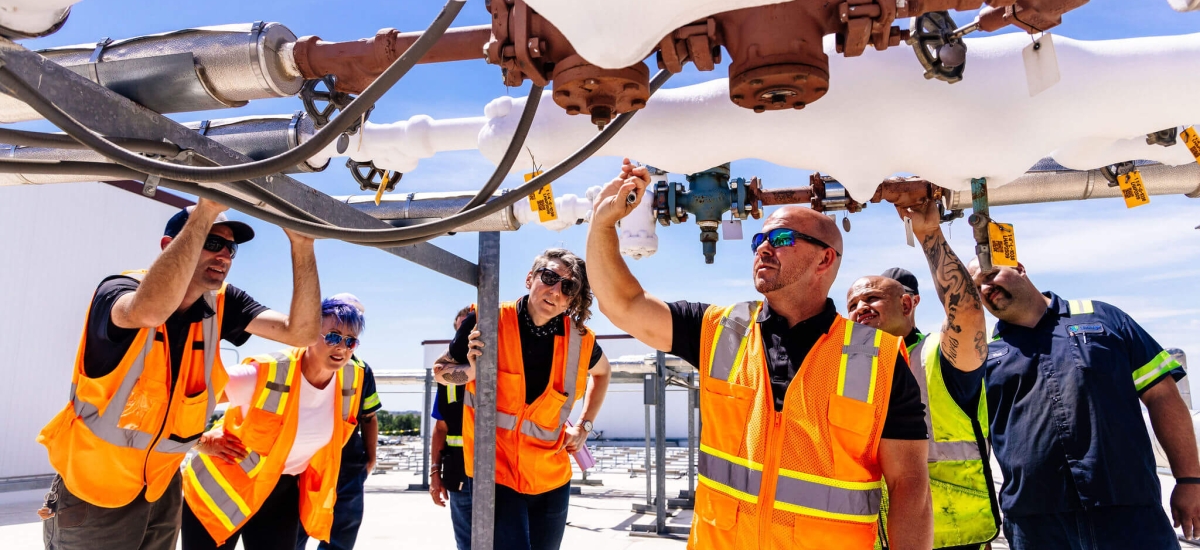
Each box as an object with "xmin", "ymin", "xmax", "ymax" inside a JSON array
[
  {"xmin": 203, "ymin": 235, "xmax": 238, "ymax": 259},
  {"xmin": 536, "ymin": 268, "xmax": 580, "ymax": 296},
  {"xmin": 322, "ymin": 332, "xmax": 360, "ymax": 349},
  {"xmin": 750, "ymin": 228, "xmax": 841, "ymax": 257}
]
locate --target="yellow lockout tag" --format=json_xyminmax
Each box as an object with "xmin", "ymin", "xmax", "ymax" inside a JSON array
[
  {"xmin": 1116, "ymin": 170, "xmax": 1150, "ymax": 208},
  {"xmin": 1182, "ymin": 127, "xmax": 1200, "ymax": 166},
  {"xmin": 524, "ymin": 171, "xmax": 557, "ymax": 222},
  {"xmin": 373, "ymin": 172, "xmax": 390, "ymax": 206},
  {"xmin": 988, "ymin": 221, "xmax": 1018, "ymax": 267}
]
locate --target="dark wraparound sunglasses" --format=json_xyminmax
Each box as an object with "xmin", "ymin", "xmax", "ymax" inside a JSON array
[
  {"xmin": 323, "ymin": 332, "xmax": 360, "ymax": 349},
  {"xmin": 536, "ymin": 268, "xmax": 580, "ymax": 296},
  {"xmin": 750, "ymin": 228, "xmax": 842, "ymax": 257},
  {"xmin": 203, "ymin": 235, "xmax": 238, "ymax": 258}
]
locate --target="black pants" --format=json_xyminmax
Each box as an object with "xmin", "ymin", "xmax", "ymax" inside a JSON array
[
  {"xmin": 182, "ymin": 474, "xmax": 300, "ymax": 550},
  {"xmin": 493, "ymin": 482, "xmax": 572, "ymax": 550},
  {"xmin": 43, "ymin": 472, "xmax": 182, "ymax": 550}
]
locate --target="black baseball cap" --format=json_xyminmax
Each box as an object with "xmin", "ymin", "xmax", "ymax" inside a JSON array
[
  {"xmin": 881, "ymin": 267, "xmax": 919, "ymax": 296},
  {"xmin": 164, "ymin": 206, "xmax": 255, "ymax": 244}
]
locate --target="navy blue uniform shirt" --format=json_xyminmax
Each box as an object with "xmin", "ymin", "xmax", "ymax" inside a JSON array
[
  {"xmin": 342, "ymin": 361, "xmax": 382, "ymax": 470},
  {"xmin": 949, "ymin": 292, "xmax": 1183, "ymax": 517}
]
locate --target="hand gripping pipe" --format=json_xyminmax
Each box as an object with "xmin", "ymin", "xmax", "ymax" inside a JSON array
[{"xmin": 0, "ymin": 0, "xmax": 466, "ymax": 184}]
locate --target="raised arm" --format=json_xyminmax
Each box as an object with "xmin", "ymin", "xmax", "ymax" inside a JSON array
[
  {"xmin": 586, "ymin": 159, "xmax": 673, "ymax": 351},
  {"xmin": 111, "ymin": 198, "xmax": 227, "ymax": 329},
  {"xmin": 900, "ymin": 200, "xmax": 987, "ymax": 372},
  {"xmin": 244, "ymin": 228, "xmax": 322, "ymax": 347}
]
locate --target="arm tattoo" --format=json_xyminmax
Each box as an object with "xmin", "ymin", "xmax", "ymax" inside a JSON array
[
  {"xmin": 442, "ymin": 367, "xmax": 470, "ymax": 385},
  {"xmin": 920, "ymin": 230, "xmax": 987, "ymax": 366}
]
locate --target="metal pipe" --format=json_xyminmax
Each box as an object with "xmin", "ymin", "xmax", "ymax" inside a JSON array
[
  {"xmin": 0, "ymin": 22, "xmax": 303, "ymax": 123},
  {"xmin": 946, "ymin": 162, "xmax": 1200, "ymax": 209},
  {"xmin": 757, "ymin": 186, "xmax": 814, "ymax": 206},
  {"xmin": 416, "ymin": 368, "xmax": 433, "ymax": 490},
  {"xmin": 655, "ymin": 351, "xmax": 668, "ymax": 532},
  {"xmin": 471, "ymin": 231, "xmax": 501, "ymax": 550},
  {"xmin": 0, "ymin": 114, "xmax": 323, "ymax": 186},
  {"xmin": 644, "ymin": 373, "xmax": 653, "ymax": 507},
  {"xmin": 687, "ymin": 372, "xmax": 696, "ymax": 500},
  {"xmin": 337, "ymin": 190, "xmax": 522, "ymax": 233}
]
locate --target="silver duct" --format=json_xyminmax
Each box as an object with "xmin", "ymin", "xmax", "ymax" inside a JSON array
[
  {"xmin": 0, "ymin": 113, "xmax": 322, "ymax": 186},
  {"xmin": 0, "ymin": 22, "xmax": 302, "ymax": 123},
  {"xmin": 946, "ymin": 161, "xmax": 1200, "ymax": 210},
  {"xmin": 337, "ymin": 191, "xmax": 524, "ymax": 233}
]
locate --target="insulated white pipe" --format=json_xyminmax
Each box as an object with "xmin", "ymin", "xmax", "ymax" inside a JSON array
[
  {"xmin": 945, "ymin": 162, "xmax": 1200, "ymax": 209},
  {"xmin": 335, "ymin": 32, "xmax": 1200, "ymax": 203},
  {"xmin": 0, "ymin": 0, "xmax": 77, "ymax": 38}
]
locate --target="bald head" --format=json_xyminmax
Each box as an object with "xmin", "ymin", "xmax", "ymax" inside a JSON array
[
  {"xmin": 848, "ymin": 276, "xmax": 905, "ymax": 301},
  {"xmin": 765, "ymin": 205, "xmax": 843, "ymax": 255}
]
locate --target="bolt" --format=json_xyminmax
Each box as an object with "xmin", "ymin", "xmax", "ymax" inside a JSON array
[
  {"xmin": 793, "ymin": 102, "xmax": 805, "ymax": 110},
  {"xmin": 584, "ymin": 78, "xmax": 600, "ymax": 86},
  {"xmin": 555, "ymin": 89, "xmax": 570, "ymax": 98},
  {"xmin": 753, "ymin": 105, "xmax": 766, "ymax": 113},
  {"xmin": 749, "ymin": 79, "xmax": 763, "ymax": 86},
  {"xmin": 566, "ymin": 105, "xmax": 581, "ymax": 115},
  {"xmin": 631, "ymin": 98, "xmax": 646, "ymax": 108},
  {"xmin": 623, "ymin": 82, "xmax": 640, "ymax": 91},
  {"xmin": 793, "ymin": 74, "xmax": 808, "ymax": 82},
  {"xmin": 527, "ymin": 38, "xmax": 542, "ymax": 58}
]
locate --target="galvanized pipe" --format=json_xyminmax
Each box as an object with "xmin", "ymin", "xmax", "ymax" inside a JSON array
[
  {"xmin": 0, "ymin": 22, "xmax": 303, "ymax": 123},
  {"xmin": 946, "ymin": 162, "xmax": 1200, "ymax": 210},
  {"xmin": 337, "ymin": 190, "xmax": 522, "ymax": 233},
  {"xmin": 0, "ymin": 114, "xmax": 322, "ymax": 186}
]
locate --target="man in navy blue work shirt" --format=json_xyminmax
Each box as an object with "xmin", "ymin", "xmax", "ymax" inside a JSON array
[{"xmin": 960, "ymin": 260, "xmax": 1200, "ymax": 549}]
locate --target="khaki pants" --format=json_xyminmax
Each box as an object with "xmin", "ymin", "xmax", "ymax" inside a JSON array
[{"xmin": 43, "ymin": 472, "xmax": 183, "ymax": 550}]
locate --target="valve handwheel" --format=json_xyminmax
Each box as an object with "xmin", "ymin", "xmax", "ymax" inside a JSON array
[{"xmin": 908, "ymin": 11, "xmax": 967, "ymax": 84}]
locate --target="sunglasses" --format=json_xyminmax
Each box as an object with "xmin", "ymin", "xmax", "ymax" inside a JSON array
[
  {"xmin": 203, "ymin": 235, "xmax": 238, "ymax": 259},
  {"xmin": 750, "ymin": 228, "xmax": 842, "ymax": 257},
  {"xmin": 322, "ymin": 332, "xmax": 360, "ymax": 349},
  {"xmin": 536, "ymin": 268, "xmax": 580, "ymax": 296}
]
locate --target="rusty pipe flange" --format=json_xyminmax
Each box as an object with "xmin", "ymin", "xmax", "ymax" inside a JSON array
[
  {"xmin": 551, "ymin": 56, "xmax": 650, "ymax": 129},
  {"xmin": 730, "ymin": 65, "xmax": 830, "ymax": 113}
]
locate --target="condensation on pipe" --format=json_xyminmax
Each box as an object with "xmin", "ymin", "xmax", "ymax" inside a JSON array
[
  {"xmin": 945, "ymin": 162, "xmax": 1200, "ymax": 210},
  {"xmin": 0, "ymin": 22, "xmax": 303, "ymax": 123},
  {"xmin": 0, "ymin": 114, "xmax": 323, "ymax": 186},
  {"xmin": 306, "ymin": 114, "xmax": 486, "ymax": 171}
]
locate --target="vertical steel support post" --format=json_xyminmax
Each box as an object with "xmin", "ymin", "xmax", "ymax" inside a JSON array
[
  {"xmin": 644, "ymin": 373, "xmax": 654, "ymax": 507},
  {"xmin": 655, "ymin": 351, "xmax": 668, "ymax": 532},
  {"xmin": 470, "ymin": 232, "xmax": 501, "ymax": 550},
  {"xmin": 419, "ymin": 368, "xmax": 433, "ymax": 489},
  {"xmin": 687, "ymin": 372, "xmax": 696, "ymax": 499}
]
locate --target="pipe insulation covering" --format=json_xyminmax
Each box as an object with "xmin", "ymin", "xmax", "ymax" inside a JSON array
[
  {"xmin": 0, "ymin": 22, "xmax": 303, "ymax": 123},
  {"xmin": 0, "ymin": 0, "xmax": 77, "ymax": 39},
  {"xmin": 338, "ymin": 32, "xmax": 1200, "ymax": 203}
]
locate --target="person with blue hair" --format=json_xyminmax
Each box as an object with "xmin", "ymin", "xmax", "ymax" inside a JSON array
[{"xmin": 179, "ymin": 296, "xmax": 372, "ymax": 550}]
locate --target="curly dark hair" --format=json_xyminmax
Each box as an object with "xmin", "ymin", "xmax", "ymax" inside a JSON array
[{"xmin": 530, "ymin": 248, "xmax": 592, "ymax": 334}]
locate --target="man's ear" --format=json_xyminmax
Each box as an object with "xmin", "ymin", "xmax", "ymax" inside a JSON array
[
  {"xmin": 160, "ymin": 236, "xmax": 172, "ymax": 251},
  {"xmin": 1015, "ymin": 262, "xmax": 1027, "ymax": 276},
  {"xmin": 901, "ymin": 294, "xmax": 915, "ymax": 317},
  {"xmin": 910, "ymin": 294, "xmax": 921, "ymax": 310},
  {"xmin": 525, "ymin": 271, "xmax": 534, "ymax": 290}
]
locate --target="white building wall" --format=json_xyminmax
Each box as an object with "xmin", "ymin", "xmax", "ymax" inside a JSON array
[
  {"xmin": 0, "ymin": 182, "xmax": 179, "ymax": 480},
  {"xmin": 420, "ymin": 334, "xmax": 697, "ymax": 442}
]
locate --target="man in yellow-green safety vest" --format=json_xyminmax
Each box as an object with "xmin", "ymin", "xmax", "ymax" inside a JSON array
[{"xmin": 847, "ymin": 198, "xmax": 1000, "ymax": 550}]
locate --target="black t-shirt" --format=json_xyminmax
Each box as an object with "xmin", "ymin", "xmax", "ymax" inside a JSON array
[
  {"xmin": 449, "ymin": 296, "xmax": 603, "ymax": 405},
  {"xmin": 668, "ymin": 299, "xmax": 928, "ymax": 440},
  {"xmin": 83, "ymin": 276, "xmax": 268, "ymax": 382},
  {"xmin": 342, "ymin": 362, "xmax": 382, "ymax": 470}
]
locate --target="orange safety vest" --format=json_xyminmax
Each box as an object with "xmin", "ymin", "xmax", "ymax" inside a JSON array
[
  {"xmin": 690, "ymin": 302, "xmax": 902, "ymax": 550},
  {"xmin": 181, "ymin": 348, "xmax": 364, "ymax": 545},
  {"xmin": 37, "ymin": 271, "xmax": 228, "ymax": 508},
  {"xmin": 461, "ymin": 300, "xmax": 595, "ymax": 495}
]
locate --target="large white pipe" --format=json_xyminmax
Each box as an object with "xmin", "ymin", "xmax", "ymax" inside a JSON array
[
  {"xmin": 0, "ymin": 0, "xmax": 77, "ymax": 39},
  {"xmin": 330, "ymin": 32, "xmax": 1200, "ymax": 203},
  {"xmin": 945, "ymin": 162, "xmax": 1200, "ymax": 209}
]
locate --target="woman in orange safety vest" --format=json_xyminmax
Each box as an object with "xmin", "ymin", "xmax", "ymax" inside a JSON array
[
  {"xmin": 179, "ymin": 296, "xmax": 367, "ymax": 550},
  {"xmin": 433, "ymin": 248, "xmax": 613, "ymax": 550}
]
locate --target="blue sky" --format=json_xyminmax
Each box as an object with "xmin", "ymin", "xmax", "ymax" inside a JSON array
[{"xmin": 25, "ymin": 1, "xmax": 1200, "ymax": 404}]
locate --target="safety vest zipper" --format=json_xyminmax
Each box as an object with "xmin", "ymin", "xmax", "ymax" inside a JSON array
[{"xmin": 759, "ymin": 410, "xmax": 783, "ymax": 548}]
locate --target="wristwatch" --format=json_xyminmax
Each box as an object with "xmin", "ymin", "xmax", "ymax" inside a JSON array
[{"xmin": 581, "ymin": 420, "xmax": 593, "ymax": 433}]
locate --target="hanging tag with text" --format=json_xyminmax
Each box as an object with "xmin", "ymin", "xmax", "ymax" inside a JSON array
[
  {"xmin": 1117, "ymin": 170, "xmax": 1150, "ymax": 208},
  {"xmin": 988, "ymin": 221, "xmax": 1019, "ymax": 267},
  {"xmin": 1181, "ymin": 127, "xmax": 1200, "ymax": 166},
  {"xmin": 525, "ymin": 171, "xmax": 557, "ymax": 222}
]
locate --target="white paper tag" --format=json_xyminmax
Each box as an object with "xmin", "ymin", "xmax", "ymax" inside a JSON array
[
  {"xmin": 1023, "ymin": 34, "xmax": 1060, "ymax": 97},
  {"xmin": 722, "ymin": 219, "xmax": 743, "ymax": 240},
  {"xmin": 904, "ymin": 216, "xmax": 916, "ymax": 247}
]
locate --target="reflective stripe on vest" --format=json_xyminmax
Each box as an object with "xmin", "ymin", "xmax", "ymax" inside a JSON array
[
  {"xmin": 697, "ymin": 444, "xmax": 762, "ymax": 502},
  {"xmin": 774, "ymin": 469, "xmax": 882, "ymax": 522},
  {"xmin": 446, "ymin": 435, "xmax": 464, "ymax": 447},
  {"xmin": 839, "ymin": 321, "xmax": 882, "ymax": 404},
  {"xmin": 911, "ymin": 334, "xmax": 983, "ymax": 463},
  {"xmin": 255, "ymin": 352, "xmax": 294, "ymax": 414},
  {"xmin": 708, "ymin": 302, "xmax": 754, "ymax": 381},
  {"xmin": 341, "ymin": 363, "xmax": 360, "ymax": 422},
  {"xmin": 69, "ymin": 290, "xmax": 220, "ymax": 453},
  {"xmin": 1068, "ymin": 299, "xmax": 1094, "ymax": 315},
  {"xmin": 448, "ymin": 384, "xmax": 458, "ymax": 404},
  {"xmin": 185, "ymin": 453, "xmax": 251, "ymax": 532},
  {"xmin": 461, "ymin": 322, "xmax": 584, "ymax": 443}
]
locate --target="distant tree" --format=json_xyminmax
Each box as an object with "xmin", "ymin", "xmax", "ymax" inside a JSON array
[{"xmin": 376, "ymin": 410, "xmax": 421, "ymax": 435}]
